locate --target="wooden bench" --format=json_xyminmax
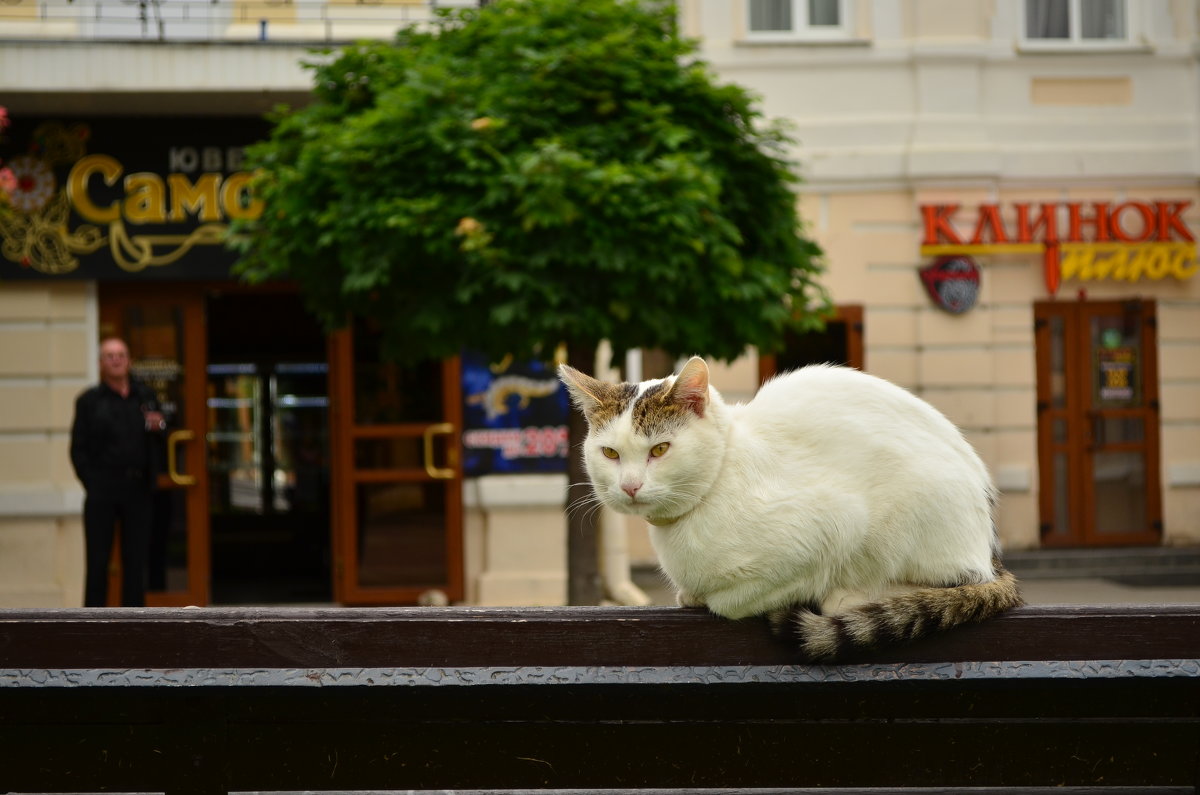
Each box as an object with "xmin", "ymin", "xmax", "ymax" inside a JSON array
[{"xmin": 1, "ymin": 604, "xmax": 1198, "ymax": 794}]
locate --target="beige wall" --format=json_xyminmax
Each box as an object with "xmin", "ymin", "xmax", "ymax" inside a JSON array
[
  {"xmin": 684, "ymin": 0, "xmax": 1200, "ymax": 553},
  {"xmin": 700, "ymin": 188, "xmax": 1040, "ymax": 551},
  {"xmin": 629, "ymin": 184, "xmax": 1200, "ymax": 558},
  {"xmin": 0, "ymin": 281, "xmax": 94, "ymax": 606},
  {"xmin": 807, "ymin": 185, "xmax": 1199, "ymax": 549},
  {"xmin": 464, "ymin": 475, "xmax": 568, "ymax": 606}
]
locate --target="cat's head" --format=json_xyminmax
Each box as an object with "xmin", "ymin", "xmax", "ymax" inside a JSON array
[{"xmin": 558, "ymin": 356, "xmax": 725, "ymax": 524}]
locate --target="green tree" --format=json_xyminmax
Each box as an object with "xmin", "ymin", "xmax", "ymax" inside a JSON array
[{"xmin": 231, "ymin": 0, "xmax": 827, "ymax": 604}]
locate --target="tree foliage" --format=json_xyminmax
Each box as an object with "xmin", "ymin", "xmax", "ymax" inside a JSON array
[{"xmin": 231, "ymin": 0, "xmax": 827, "ymax": 365}]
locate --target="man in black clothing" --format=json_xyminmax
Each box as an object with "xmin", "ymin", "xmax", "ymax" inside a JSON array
[{"xmin": 70, "ymin": 338, "xmax": 166, "ymax": 607}]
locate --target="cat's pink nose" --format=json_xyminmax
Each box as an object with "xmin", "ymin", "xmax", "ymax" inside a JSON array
[{"xmin": 622, "ymin": 483, "xmax": 641, "ymax": 499}]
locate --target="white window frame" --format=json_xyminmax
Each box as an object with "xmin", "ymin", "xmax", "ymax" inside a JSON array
[
  {"xmin": 744, "ymin": 0, "xmax": 854, "ymax": 43},
  {"xmin": 1020, "ymin": 0, "xmax": 1136, "ymax": 50}
]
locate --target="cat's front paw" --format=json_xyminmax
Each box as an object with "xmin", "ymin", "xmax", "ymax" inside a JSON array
[{"xmin": 675, "ymin": 590, "xmax": 706, "ymax": 609}]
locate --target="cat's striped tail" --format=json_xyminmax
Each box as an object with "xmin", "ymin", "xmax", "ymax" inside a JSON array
[{"xmin": 781, "ymin": 560, "xmax": 1024, "ymax": 661}]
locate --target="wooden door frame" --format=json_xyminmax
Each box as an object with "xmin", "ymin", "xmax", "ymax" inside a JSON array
[
  {"xmin": 328, "ymin": 329, "xmax": 465, "ymax": 605},
  {"xmin": 1035, "ymin": 298, "xmax": 1162, "ymax": 547},
  {"xmin": 98, "ymin": 284, "xmax": 210, "ymax": 606},
  {"xmin": 757, "ymin": 304, "xmax": 865, "ymax": 384},
  {"xmin": 1078, "ymin": 299, "xmax": 1163, "ymax": 545}
]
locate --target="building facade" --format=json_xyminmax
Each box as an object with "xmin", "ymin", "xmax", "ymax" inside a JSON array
[
  {"xmin": 1, "ymin": 0, "xmax": 1197, "ymax": 607},
  {"xmin": 684, "ymin": 0, "xmax": 1200, "ymax": 557}
]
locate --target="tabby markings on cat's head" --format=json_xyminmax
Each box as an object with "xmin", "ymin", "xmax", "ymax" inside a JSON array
[
  {"xmin": 556, "ymin": 364, "xmax": 639, "ymax": 429},
  {"xmin": 586, "ymin": 381, "xmax": 639, "ymax": 429},
  {"xmin": 630, "ymin": 380, "xmax": 699, "ymax": 435},
  {"xmin": 559, "ymin": 357, "xmax": 710, "ymax": 432}
]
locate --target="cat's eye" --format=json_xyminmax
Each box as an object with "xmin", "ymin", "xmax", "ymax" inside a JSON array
[
  {"xmin": 649, "ymin": 442, "xmax": 670, "ymax": 458},
  {"xmin": 600, "ymin": 446, "xmax": 620, "ymax": 460}
]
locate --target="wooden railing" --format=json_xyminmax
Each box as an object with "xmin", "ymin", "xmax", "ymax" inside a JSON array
[{"xmin": 1, "ymin": 604, "xmax": 1198, "ymax": 794}]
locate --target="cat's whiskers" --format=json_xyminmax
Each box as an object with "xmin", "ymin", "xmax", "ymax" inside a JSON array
[
  {"xmin": 565, "ymin": 482, "xmax": 607, "ymax": 527},
  {"xmin": 656, "ymin": 480, "xmax": 708, "ymax": 512}
]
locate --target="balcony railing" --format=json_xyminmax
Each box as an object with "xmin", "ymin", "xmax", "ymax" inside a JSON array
[{"xmin": 0, "ymin": 0, "xmax": 479, "ymax": 43}]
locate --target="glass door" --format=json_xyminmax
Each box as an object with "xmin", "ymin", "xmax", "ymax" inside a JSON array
[
  {"xmin": 204, "ymin": 289, "xmax": 332, "ymax": 604},
  {"xmin": 329, "ymin": 323, "xmax": 464, "ymax": 604},
  {"xmin": 1035, "ymin": 299, "xmax": 1162, "ymax": 546},
  {"xmin": 207, "ymin": 364, "xmax": 263, "ymax": 515},
  {"xmin": 206, "ymin": 360, "xmax": 331, "ymax": 603},
  {"xmin": 99, "ymin": 287, "xmax": 209, "ymax": 606}
]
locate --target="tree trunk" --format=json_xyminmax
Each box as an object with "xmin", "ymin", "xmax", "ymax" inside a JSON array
[{"xmin": 566, "ymin": 342, "xmax": 602, "ymax": 605}]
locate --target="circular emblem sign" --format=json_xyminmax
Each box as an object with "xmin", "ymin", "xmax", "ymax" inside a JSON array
[{"xmin": 919, "ymin": 256, "xmax": 980, "ymax": 314}]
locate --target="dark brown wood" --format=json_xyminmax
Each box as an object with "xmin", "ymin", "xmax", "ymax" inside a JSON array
[
  {"xmin": 758, "ymin": 304, "xmax": 866, "ymax": 385},
  {"xmin": 2, "ymin": 605, "xmax": 1198, "ymax": 793},
  {"xmin": 1034, "ymin": 299, "xmax": 1162, "ymax": 546},
  {"xmin": 328, "ymin": 328, "xmax": 354, "ymax": 604},
  {"xmin": 566, "ymin": 342, "xmax": 602, "ymax": 605},
  {"xmin": 329, "ymin": 326, "xmax": 466, "ymax": 606},
  {"xmin": 1, "ymin": 604, "xmax": 1198, "ymax": 668},
  {"xmin": 99, "ymin": 284, "xmax": 211, "ymax": 607}
]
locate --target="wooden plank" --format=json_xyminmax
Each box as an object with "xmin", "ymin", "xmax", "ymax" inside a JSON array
[
  {"xmin": 3, "ymin": 680, "xmax": 1198, "ymax": 790},
  {"xmin": 2, "ymin": 605, "xmax": 1199, "ymax": 668},
  {"xmin": 2, "ymin": 605, "xmax": 1198, "ymax": 793}
]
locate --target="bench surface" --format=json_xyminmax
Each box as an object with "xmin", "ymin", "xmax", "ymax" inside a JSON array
[{"xmin": 1, "ymin": 604, "xmax": 1198, "ymax": 794}]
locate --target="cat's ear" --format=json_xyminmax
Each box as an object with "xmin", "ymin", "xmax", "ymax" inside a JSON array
[
  {"xmin": 670, "ymin": 356, "xmax": 710, "ymax": 418},
  {"xmin": 558, "ymin": 364, "xmax": 610, "ymax": 422}
]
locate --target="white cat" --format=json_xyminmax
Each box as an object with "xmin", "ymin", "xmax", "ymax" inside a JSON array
[{"xmin": 559, "ymin": 356, "xmax": 1022, "ymax": 660}]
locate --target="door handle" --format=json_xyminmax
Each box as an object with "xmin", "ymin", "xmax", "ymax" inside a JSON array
[
  {"xmin": 422, "ymin": 423, "xmax": 457, "ymax": 480},
  {"xmin": 167, "ymin": 429, "xmax": 197, "ymax": 486}
]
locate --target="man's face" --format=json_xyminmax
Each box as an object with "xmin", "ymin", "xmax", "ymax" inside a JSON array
[{"xmin": 99, "ymin": 340, "xmax": 131, "ymax": 381}]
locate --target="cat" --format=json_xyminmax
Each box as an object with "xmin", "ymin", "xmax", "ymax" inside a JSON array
[{"xmin": 559, "ymin": 356, "xmax": 1023, "ymax": 661}]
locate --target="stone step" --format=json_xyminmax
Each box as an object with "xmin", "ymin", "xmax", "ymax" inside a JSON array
[
  {"xmin": 634, "ymin": 547, "xmax": 1200, "ymax": 590},
  {"xmin": 1003, "ymin": 546, "xmax": 1200, "ymax": 583}
]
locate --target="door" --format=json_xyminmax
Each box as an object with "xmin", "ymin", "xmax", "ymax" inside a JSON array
[
  {"xmin": 1035, "ymin": 299, "xmax": 1162, "ymax": 547},
  {"xmin": 329, "ymin": 323, "xmax": 464, "ymax": 605},
  {"xmin": 758, "ymin": 305, "xmax": 864, "ymax": 383},
  {"xmin": 99, "ymin": 287, "xmax": 209, "ymax": 606},
  {"xmin": 205, "ymin": 290, "xmax": 332, "ymax": 604}
]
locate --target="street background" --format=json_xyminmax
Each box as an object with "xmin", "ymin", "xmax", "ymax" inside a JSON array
[{"xmin": 634, "ymin": 547, "xmax": 1200, "ymax": 606}]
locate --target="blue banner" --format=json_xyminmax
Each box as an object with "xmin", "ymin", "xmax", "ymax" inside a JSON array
[{"xmin": 461, "ymin": 351, "xmax": 569, "ymax": 476}]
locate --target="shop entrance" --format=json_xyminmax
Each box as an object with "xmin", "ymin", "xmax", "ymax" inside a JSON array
[
  {"xmin": 328, "ymin": 322, "xmax": 464, "ymax": 605},
  {"xmin": 757, "ymin": 305, "xmax": 865, "ymax": 381},
  {"xmin": 206, "ymin": 290, "xmax": 331, "ymax": 603},
  {"xmin": 1034, "ymin": 299, "xmax": 1163, "ymax": 547},
  {"xmin": 98, "ymin": 285, "xmax": 464, "ymax": 605},
  {"xmin": 99, "ymin": 286, "xmax": 209, "ymax": 606}
]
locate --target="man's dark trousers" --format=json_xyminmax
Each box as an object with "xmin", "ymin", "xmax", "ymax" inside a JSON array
[{"xmin": 83, "ymin": 474, "xmax": 152, "ymax": 607}]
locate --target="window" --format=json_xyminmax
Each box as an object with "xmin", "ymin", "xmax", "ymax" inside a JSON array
[
  {"xmin": 747, "ymin": 0, "xmax": 851, "ymax": 40},
  {"xmin": 1024, "ymin": 0, "xmax": 1130, "ymax": 45}
]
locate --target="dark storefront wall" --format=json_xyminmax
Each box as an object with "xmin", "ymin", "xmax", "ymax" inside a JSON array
[
  {"xmin": 2, "ymin": 115, "xmax": 266, "ymax": 282},
  {"xmin": 3, "ymin": 116, "xmax": 466, "ymax": 605}
]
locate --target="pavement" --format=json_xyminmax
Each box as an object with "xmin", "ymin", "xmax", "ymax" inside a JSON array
[
  {"xmin": 634, "ymin": 575, "xmax": 1200, "ymax": 607},
  {"xmin": 1013, "ymin": 577, "xmax": 1200, "ymax": 605},
  {"xmin": 631, "ymin": 546, "xmax": 1200, "ymax": 607},
  {"xmin": 1004, "ymin": 546, "xmax": 1200, "ymax": 605}
]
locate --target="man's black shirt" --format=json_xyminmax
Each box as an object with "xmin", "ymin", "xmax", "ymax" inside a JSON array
[{"xmin": 70, "ymin": 380, "xmax": 159, "ymax": 491}]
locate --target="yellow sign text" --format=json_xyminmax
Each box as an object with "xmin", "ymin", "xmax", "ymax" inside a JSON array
[{"xmin": 67, "ymin": 154, "xmax": 262, "ymax": 225}]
